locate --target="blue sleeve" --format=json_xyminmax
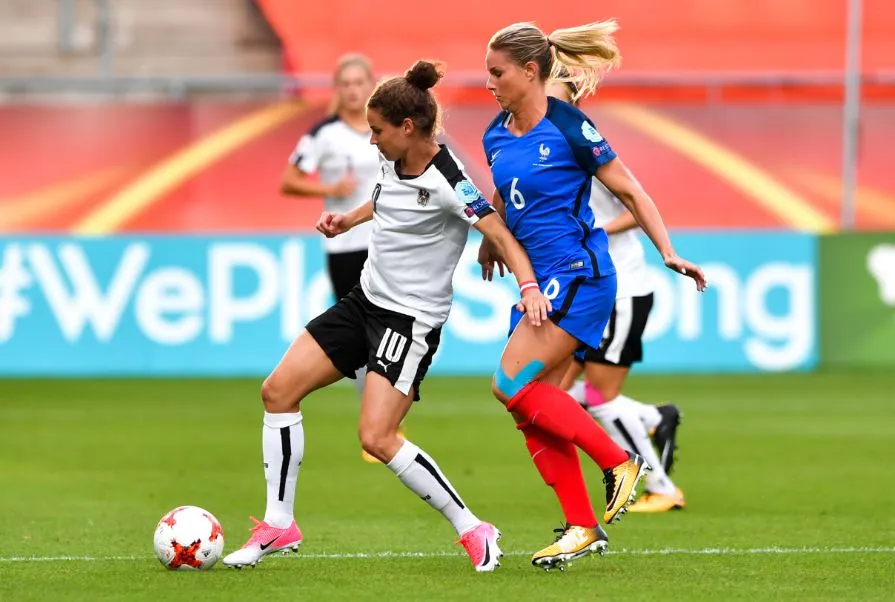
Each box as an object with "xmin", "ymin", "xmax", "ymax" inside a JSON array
[{"xmin": 549, "ymin": 101, "xmax": 616, "ymax": 174}]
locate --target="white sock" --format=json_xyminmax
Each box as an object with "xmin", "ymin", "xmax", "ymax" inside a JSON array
[
  {"xmin": 262, "ymin": 411, "xmax": 304, "ymax": 528},
  {"xmin": 589, "ymin": 399, "xmax": 677, "ymax": 495},
  {"xmin": 353, "ymin": 366, "xmax": 367, "ymax": 399},
  {"xmin": 566, "ymin": 379, "xmax": 586, "ymax": 405},
  {"xmin": 386, "ymin": 440, "xmax": 480, "ymax": 536},
  {"xmin": 617, "ymin": 394, "xmax": 662, "ymax": 431}
]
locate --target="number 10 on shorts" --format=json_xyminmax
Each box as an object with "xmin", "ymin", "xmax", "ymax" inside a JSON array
[{"xmin": 376, "ymin": 328, "xmax": 407, "ymax": 363}]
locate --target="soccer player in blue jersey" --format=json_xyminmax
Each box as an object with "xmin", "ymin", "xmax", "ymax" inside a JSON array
[
  {"xmin": 479, "ymin": 20, "xmax": 707, "ymax": 570},
  {"xmin": 548, "ymin": 75, "xmax": 686, "ymax": 514}
]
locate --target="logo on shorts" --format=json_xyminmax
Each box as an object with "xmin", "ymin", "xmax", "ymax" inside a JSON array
[{"xmin": 417, "ymin": 188, "xmax": 430, "ymax": 206}]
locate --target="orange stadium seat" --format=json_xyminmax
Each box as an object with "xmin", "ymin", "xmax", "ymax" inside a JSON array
[{"xmin": 256, "ymin": 0, "xmax": 895, "ymax": 77}]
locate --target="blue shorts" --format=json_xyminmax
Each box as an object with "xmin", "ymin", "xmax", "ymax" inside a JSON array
[{"xmin": 508, "ymin": 272, "xmax": 617, "ymax": 352}]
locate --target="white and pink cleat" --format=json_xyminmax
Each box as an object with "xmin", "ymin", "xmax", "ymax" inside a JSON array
[
  {"xmin": 222, "ymin": 517, "xmax": 303, "ymax": 569},
  {"xmin": 456, "ymin": 522, "xmax": 502, "ymax": 572}
]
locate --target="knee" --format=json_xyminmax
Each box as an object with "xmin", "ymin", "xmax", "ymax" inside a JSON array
[
  {"xmin": 491, "ymin": 377, "xmax": 510, "ymax": 405},
  {"xmin": 358, "ymin": 424, "xmax": 399, "ymax": 463},
  {"xmin": 492, "ymin": 361, "xmax": 543, "ymax": 405},
  {"xmin": 261, "ymin": 375, "xmax": 300, "ymax": 413}
]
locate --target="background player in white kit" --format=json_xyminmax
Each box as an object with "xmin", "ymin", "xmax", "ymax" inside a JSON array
[
  {"xmin": 223, "ymin": 60, "xmax": 552, "ymax": 572},
  {"xmin": 282, "ymin": 53, "xmax": 378, "ymax": 300},
  {"xmin": 280, "ymin": 54, "xmax": 396, "ymax": 461},
  {"xmin": 547, "ymin": 79, "xmax": 686, "ymax": 513}
]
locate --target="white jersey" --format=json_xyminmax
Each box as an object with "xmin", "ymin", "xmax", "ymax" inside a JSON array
[
  {"xmin": 361, "ymin": 145, "xmax": 495, "ymax": 327},
  {"xmin": 289, "ymin": 116, "xmax": 379, "ymax": 254},
  {"xmin": 590, "ymin": 179, "xmax": 653, "ymax": 298}
]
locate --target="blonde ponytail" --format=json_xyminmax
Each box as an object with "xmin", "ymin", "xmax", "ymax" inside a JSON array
[
  {"xmin": 489, "ymin": 20, "xmax": 621, "ymax": 102},
  {"xmin": 547, "ymin": 20, "xmax": 621, "ymax": 100}
]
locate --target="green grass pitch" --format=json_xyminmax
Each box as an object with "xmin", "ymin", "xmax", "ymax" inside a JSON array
[{"xmin": 1, "ymin": 372, "xmax": 893, "ymax": 600}]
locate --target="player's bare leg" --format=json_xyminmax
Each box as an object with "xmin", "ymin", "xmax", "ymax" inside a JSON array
[
  {"xmin": 224, "ymin": 330, "xmax": 342, "ymax": 569},
  {"xmin": 361, "ymin": 372, "xmax": 502, "ymax": 571}
]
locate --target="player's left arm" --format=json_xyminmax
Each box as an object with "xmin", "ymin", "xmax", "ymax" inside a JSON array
[
  {"xmin": 446, "ymin": 174, "xmax": 550, "ymax": 324},
  {"xmin": 565, "ymin": 109, "xmax": 705, "ymax": 289},
  {"xmin": 596, "ymin": 159, "xmax": 670, "ymax": 251},
  {"xmin": 475, "ymin": 213, "xmax": 535, "ymax": 287},
  {"xmin": 477, "ymin": 189, "xmax": 510, "ymax": 280},
  {"xmin": 596, "ymin": 158, "xmax": 706, "ymax": 291},
  {"xmin": 475, "ymin": 213, "xmax": 552, "ymax": 325}
]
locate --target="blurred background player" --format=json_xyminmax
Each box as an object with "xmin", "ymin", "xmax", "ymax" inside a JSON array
[
  {"xmin": 479, "ymin": 20, "xmax": 706, "ymax": 570},
  {"xmin": 223, "ymin": 60, "xmax": 551, "ymax": 572},
  {"xmin": 280, "ymin": 54, "xmax": 395, "ymax": 462},
  {"xmin": 547, "ymin": 76, "xmax": 685, "ymax": 513}
]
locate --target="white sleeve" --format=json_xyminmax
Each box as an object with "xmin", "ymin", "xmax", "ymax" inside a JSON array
[{"xmin": 288, "ymin": 134, "xmax": 320, "ymax": 174}]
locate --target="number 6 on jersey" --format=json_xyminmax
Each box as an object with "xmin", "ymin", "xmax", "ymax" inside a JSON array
[{"xmin": 509, "ymin": 177, "xmax": 525, "ymax": 209}]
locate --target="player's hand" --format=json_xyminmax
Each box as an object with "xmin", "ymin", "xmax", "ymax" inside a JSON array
[
  {"xmin": 316, "ymin": 211, "xmax": 351, "ymax": 238},
  {"xmin": 331, "ymin": 173, "xmax": 357, "ymax": 199},
  {"xmin": 516, "ymin": 288, "xmax": 552, "ymax": 327},
  {"xmin": 665, "ymin": 254, "xmax": 708, "ymax": 292},
  {"xmin": 478, "ymin": 239, "xmax": 509, "ymax": 281}
]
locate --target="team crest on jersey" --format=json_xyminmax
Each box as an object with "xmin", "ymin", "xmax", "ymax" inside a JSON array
[
  {"xmin": 581, "ymin": 121, "xmax": 604, "ymax": 143},
  {"xmin": 539, "ymin": 144, "xmax": 551, "ymax": 161},
  {"xmin": 417, "ymin": 188, "xmax": 430, "ymax": 206}
]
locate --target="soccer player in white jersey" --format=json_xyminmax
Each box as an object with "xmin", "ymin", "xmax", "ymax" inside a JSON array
[
  {"xmin": 282, "ymin": 54, "xmax": 378, "ymax": 300},
  {"xmin": 547, "ymin": 77, "xmax": 685, "ymax": 513},
  {"xmin": 280, "ymin": 54, "xmax": 396, "ymax": 462},
  {"xmin": 223, "ymin": 60, "xmax": 552, "ymax": 572}
]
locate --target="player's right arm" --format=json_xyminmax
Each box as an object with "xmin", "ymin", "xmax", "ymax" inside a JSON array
[
  {"xmin": 316, "ymin": 200, "xmax": 373, "ymax": 238},
  {"xmin": 281, "ymin": 134, "xmax": 356, "ymax": 198},
  {"xmin": 282, "ymin": 165, "xmax": 353, "ymax": 198}
]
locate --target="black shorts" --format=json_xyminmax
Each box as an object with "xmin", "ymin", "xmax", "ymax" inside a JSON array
[
  {"xmin": 578, "ymin": 294, "xmax": 654, "ymax": 368},
  {"xmin": 327, "ymin": 249, "xmax": 368, "ymax": 301},
  {"xmin": 305, "ymin": 285, "xmax": 441, "ymax": 401}
]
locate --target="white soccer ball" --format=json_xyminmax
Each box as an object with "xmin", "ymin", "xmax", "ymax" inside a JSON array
[{"xmin": 153, "ymin": 506, "xmax": 225, "ymax": 570}]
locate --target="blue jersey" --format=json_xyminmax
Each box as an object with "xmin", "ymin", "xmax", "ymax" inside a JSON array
[{"xmin": 483, "ymin": 97, "xmax": 617, "ymax": 282}]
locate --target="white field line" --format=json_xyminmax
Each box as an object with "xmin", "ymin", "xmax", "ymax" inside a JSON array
[{"xmin": 1, "ymin": 546, "xmax": 893, "ymax": 563}]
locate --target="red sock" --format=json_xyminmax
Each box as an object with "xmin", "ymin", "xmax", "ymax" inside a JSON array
[
  {"xmin": 520, "ymin": 422, "xmax": 597, "ymax": 528},
  {"xmin": 508, "ymin": 381, "xmax": 628, "ymax": 470}
]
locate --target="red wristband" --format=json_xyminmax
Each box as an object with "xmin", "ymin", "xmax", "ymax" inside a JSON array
[{"xmin": 519, "ymin": 280, "xmax": 539, "ymax": 294}]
